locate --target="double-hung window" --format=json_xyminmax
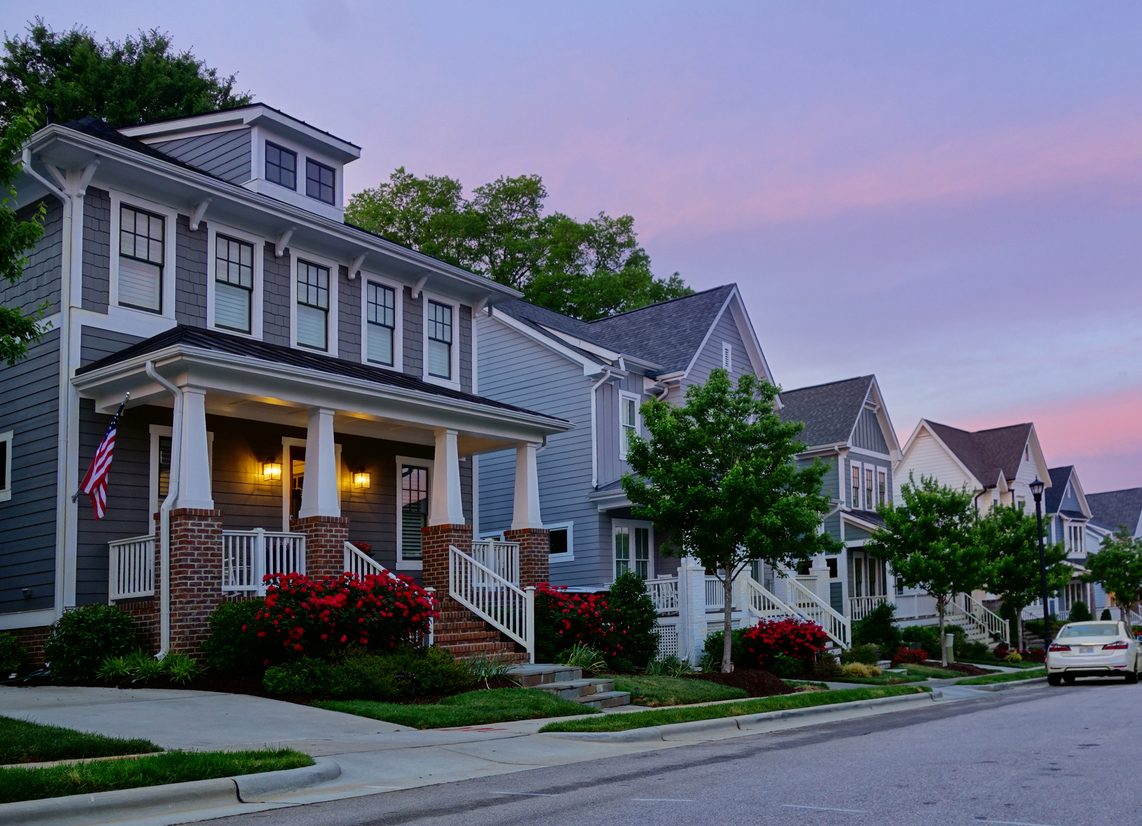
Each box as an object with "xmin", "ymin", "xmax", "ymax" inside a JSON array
[
  {"xmin": 296, "ymin": 259, "xmax": 330, "ymax": 350},
  {"xmin": 619, "ymin": 392, "xmax": 640, "ymax": 460},
  {"xmin": 1067, "ymin": 522, "xmax": 1085, "ymax": 554},
  {"xmin": 864, "ymin": 467, "xmax": 875, "ymax": 512},
  {"xmin": 118, "ymin": 204, "xmax": 165, "ymax": 312},
  {"xmin": 0, "ymin": 430, "xmax": 11, "ymax": 502},
  {"xmin": 397, "ymin": 459, "xmax": 430, "ymax": 568},
  {"xmin": 266, "ymin": 142, "xmax": 297, "ymax": 189},
  {"xmin": 850, "ymin": 464, "xmax": 862, "ymax": 509},
  {"xmin": 877, "ymin": 468, "xmax": 889, "ymax": 507},
  {"xmin": 306, "ymin": 159, "xmax": 335, "ymax": 204},
  {"xmin": 213, "ymin": 234, "xmax": 255, "ymax": 333},
  {"xmin": 426, "ymin": 300, "xmax": 454, "ymax": 380},
  {"xmin": 614, "ymin": 521, "xmax": 652, "ymax": 580},
  {"xmin": 366, "ymin": 281, "xmax": 396, "ymax": 366}
]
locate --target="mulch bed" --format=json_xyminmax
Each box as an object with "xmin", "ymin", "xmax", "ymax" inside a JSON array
[{"xmin": 687, "ymin": 668, "xmax": 794, "ymax": 697}]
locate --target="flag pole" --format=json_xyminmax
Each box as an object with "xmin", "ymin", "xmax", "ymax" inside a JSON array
[{"xmin": 73, "ymin": 391, "xmax": 129, "ymax": 504}]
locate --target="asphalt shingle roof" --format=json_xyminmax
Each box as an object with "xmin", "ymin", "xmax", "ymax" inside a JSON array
[
  {"xmin": 926, "ymin": 421, "xmax": 1032, "ymax": 488},
  {"xmin": 1045, "ymin": 466, "xmax": 1075, "ymax": 514},
  {"xmin": 777, "ymin": 376, "xmax": 874, "ymax": 448},
  {"xmin": 1087, "ymin": 488, "xmax": 1142, "ymax": 534}
]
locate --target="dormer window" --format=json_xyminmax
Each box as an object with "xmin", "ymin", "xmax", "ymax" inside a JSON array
[
  {"xmin": 306, "ymin": 159, "xmax": 335, "ymax": 205},
  {"xmin": 265, "ymin": 142, "xmax": 297, "ymax": 190}
]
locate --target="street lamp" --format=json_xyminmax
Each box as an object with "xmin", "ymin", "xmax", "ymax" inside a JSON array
[{"xmin": 1029, "ymin": 478, "xmax": 1051, "ymax": 646}]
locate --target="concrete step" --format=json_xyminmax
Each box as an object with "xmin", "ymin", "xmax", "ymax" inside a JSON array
[
  {"xmin": 506, "ymin": 664, "xmax": 583, "ymax": 687},
  {"xmin": 531, "ymin": 678, "xmax": 615, "ymax": 701},
  {"xmin": 578, "ymin": 690, "xmax": 631, "ymax": 709}
]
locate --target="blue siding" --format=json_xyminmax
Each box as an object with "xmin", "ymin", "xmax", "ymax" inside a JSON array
[
  {"xmin": 174, "ymin": 215, "xmax": 207, "ymax": 327},
  {"xmin": 683, "ymin": 307, "xmax": 749, "ymax": 390},
  {"xmin": 82, "ymin": 189, "xmax": 111, "ymax": 312},
  {"xmin": 151, "ymin": 129, "xmax": 252, "ymax": 184},
  {"xmin": 853, "ymin": 407, "xmax": 889, "ymax": 454}
]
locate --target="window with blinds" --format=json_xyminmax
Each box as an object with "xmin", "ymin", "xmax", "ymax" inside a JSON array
[
  {"xmin": 119, "ymin": 204, "xmax": 164, "ymax": 312},
  {"xmin": 296, "ymin": 259, "xmax": 330, "ymax": 350},
  {"xmin": 426, "ymin": 300, "xmax": 453, "ymax": 379},
  {"xmin": 366, "ymin": 282, "xmax": 396, "ymax": 366},
  {"xmin": 214, "ymin": 235, "xmax": 254, "ymax": 333},
  {"xmin": 400, "ymin": 464, "xmax": 428, "ymax": 562}
]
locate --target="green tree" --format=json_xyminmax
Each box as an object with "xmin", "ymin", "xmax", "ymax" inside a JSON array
[
  {"xmin": 0, "ymin": 109, "xmax": 47, "ymax": 364},
  {"xmin": 865, "ymin": 476, "xmax": 988, "ymax": 665},
  {"xmin": 1085, "ymin": 528, "xmax": 1142, "ymax": 626},
  {"xmin": 622, "ymin": 369, "xmax": 836, "ymax": 673},
  {"xmin": 977, "ymin": 504, "xmax": 1070, "ymax": 649},
  {"xmin": 0, "ymin": 18, "xmax": 250, "ymax": 128},
  {"xmin": 346, "ymin": 168, "xmax": 691, "ymax": 320}
]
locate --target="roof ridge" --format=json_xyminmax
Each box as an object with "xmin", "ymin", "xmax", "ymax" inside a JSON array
[
  {"xmin": 780, "ymin": 375, "xmax": 874, "ymax": 395},
  {"xmin": 585, "ymin": 283, "xmax": 733, "ymax": 325}
]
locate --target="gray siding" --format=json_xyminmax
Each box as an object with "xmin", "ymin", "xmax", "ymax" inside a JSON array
[
  {"xmin": 402, "ymin": 288, "xmax": 423, "ymax": 379},
  {"xmin": 337, "ymin": 266, "xmax": 359, "ymax": 361},
  {"xmin": 0, "ymin": 330, "xmax": 61, "ymax": 613},
  {"xmin": 853, "ymin": 407, "xmax": 889, "ymax": 454},
  {"xmin": 174, "ymin": 215, "xmax": 207, "ymax": 326},
  {"xmin": 683, "ymin": 308, "xmax": 751, "ymax": 390},
  {"xmin": 262, "ymin": 244, "xmax": 291, "ymax": 346},
  {"xmin": 151, "ymin": 129, "xmax": 252, "ymax": 184},
  {"xmin": 80, "ymin": 326, "xmax": 145, "ymax": 367},
  {"xmin": 2, "ymin": 197, "xmax": 62, "ymax": 315},
  {"xmin": 82, "ymin": 188, "xmax": 111, "ymax": 312}
]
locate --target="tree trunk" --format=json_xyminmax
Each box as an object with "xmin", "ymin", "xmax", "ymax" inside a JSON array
[
  {"xmin": 722, "ymin": 573, "xmax": 734, "ymax": 673},
  {"xmin": 936, "ymin": 595, "xmax": 948, "ymax": 667}
]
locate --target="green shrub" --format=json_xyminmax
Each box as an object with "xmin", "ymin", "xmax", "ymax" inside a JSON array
[
  {"xmin": 558, "ymin": 643, "xmax": 607, "ymax": 673},
  {"xmin": 851, "ymin": 602, "xmax": 903, "ymax": 657},
  {"xmin": 900, "ymin": 624, "xmax": 967, "ymax": 659},
  {"xmin": 645, "ymin": 655, "xmax": 691, "ymax": 677},
  {"xmin": 1100, "ymin": 608, "xmax": 1112, "ymax": 621},
  {"xmin": 841, "ymin": 643, "xmax": 881, "ymax": 665},
  {"xmin": 465, "ymin": 654, "xmax": 511, "ymax": 688},
  {"xmin": 605, "ymin": 572, "xmax": 660, "ymax": 671},
  {"xmin": 840, "ymin": 662, "xmax": 881, "ymax": 678},
  {"xmin": 0, "ymin": 633, "xmax": 26, "ymax": 677},
  {"xmin": 97, "ymin": 651, "xmax": 204, "ymax": 686},
  {"xmin": 811, "ymin": 650, "xmax": 842, "ymax": 680},
  {"xmin": 281, "ymin": 647, "xmax": 476, "ymax": 700},
  {"xmin": 202, "ymin": 599, "xmax": 266, "ymax": 676},
  {"xmin": 263, "ymin": 658, "xmax": 334, "ymax": 695},
  {"xmin": 45, "ymin": 605, "xmax": 138, "ymax": 684},
  {"xmin": 1004, "ymin": 651, "xmax": 1023, "ymax": 663},
  {"xmin": 960, "ymin": 640, "xmax": 989, "ymax": 662},
  {"xmin": 1067, "ymin": 601, "xmax": 1092, "ymax": 622},
  {"xmin": 703, "ymin": 628, "xmax": 748, "ymax": 670},
  {"xmin": 770, "ymin": 652, "xmax": 805, "ymax": 678},
  {"xmin": 1023, "ymin": 617, "xmax": 1057, "ymax": 640}
]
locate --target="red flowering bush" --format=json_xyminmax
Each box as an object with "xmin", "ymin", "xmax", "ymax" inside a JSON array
[
  {"xmin": 535, "ymin": 583, "xmax": 626, "ymax": 664},
  {"xmin": 742, "ymin": 618, "xmax": 829, "ymax": 670},
  {"xmin": 246, "ymin": 572, "xmax": 436, "ymax": 663},
  {"xmin": 1019, "ymin": 647, "xmax": 1046, "ymax": 662},
  {"xmin": 891, "ymin": 646, "xmax": 928, "ymax": 665}
]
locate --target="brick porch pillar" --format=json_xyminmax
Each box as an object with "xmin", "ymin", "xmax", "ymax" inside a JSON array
[
  {"xmin": 289, "ymin": 515, "xmax": 349, "ymax": 579},
  {"xmin": 422, "ymin": 524, "xmax": 473, "ymax": 594},
  {"xmin": 166, "ymin": 507, "xmax": 224, "ymax": 656},
  {"xmin": 504, "ymin": 528, "xmax": 550, "ymax": 587}
]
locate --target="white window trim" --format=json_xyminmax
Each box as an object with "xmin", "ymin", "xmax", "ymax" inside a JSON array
[
  {"xmin": 0, "ymin": 429, "xmax": 12, "ymax": 503},
  {"xmin": 721, "ymin": 341, "xmax": 733, "ymax": 372},
  {"xmin": 850, "ymin": 461, "xmax": 863, "ymax": 509},
  {"xmin": 422, "ymin": 291, "xmax": 461, "ymax": 390},
  {"xmin": 360, "ymin": 272, "xmax": 404, "ymax": 370},
  {"xmin": 863, "ymin": 465, "xmax": 875, "ymax": 513},
  {"xmin": 546, "ymin": 520, "xmax": 574, "ymax": 564},
  {"xmin": 618, "ymin": 390, "xmax": 640, "ymax": 461},
  {"xmin": 612, "ymin": 519, "xmax": 654, "ymax": 580},
  {"xmin": 280, "ymin": 436, "xmax": 342, "ymax": 531},
  {"xmin": 148, "ymin": 425, "xmax": 214, "ymax": 528},
  {"xmin": 288, "ymin": 248, "xmax": 340, "ymax": 355},
  {"xmin": 109, "ymin": 190, "xmax": 178, "ymax": 320},
  {"xmin": 395, "ymin": 455, "xmax": 432, "ymax": 571},
  {"xmin": 248, "ymin": 127, "xmax": 344, "ymax": 220},
  {"xmin": 206, "ymin": 222, "xmax": 264, "ymax": 338},
  {"xmin": 877, "ymin": 467, "xmax": 889, "ymax": 508}
]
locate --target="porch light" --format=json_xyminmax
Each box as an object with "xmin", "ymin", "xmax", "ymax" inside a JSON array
[
  {"xmin": 261, "ymin": 460, "xmax": 282, "ymax": 482},
  {"xmin": 352, "ymin": 469, "xmax": 371, "ymax": 490}
]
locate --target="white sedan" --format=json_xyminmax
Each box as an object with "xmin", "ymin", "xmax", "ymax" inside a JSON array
[{"xmin": 1046, "ymin": 620, "xmax": 1142, "ymax": 686}]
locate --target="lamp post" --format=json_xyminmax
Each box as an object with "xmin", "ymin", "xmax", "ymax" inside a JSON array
[{"xmin": 1029, "ymin": 478, "xmax": 1051, "ymax": 645}]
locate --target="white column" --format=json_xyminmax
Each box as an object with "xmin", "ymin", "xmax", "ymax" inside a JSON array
[
  {"xmin": 299, "ymin": 407, "xmax": 339, "ymax": 518},
  {"xmin": 174, "ymin": 386, "xmax": 213, "ymax": 510},
  {"xmin": 511, "ymin": 441, "xmax": 543, "ymax": 530},
  {"xmin": 679, "ymin": 555, "xmax": 709, "ymax": 665},
  {"xmin": 429, "ymin": 428, "xmax": 465, "ymax": 525},
  {"xmin": 811, "ymin": 553, "xmax": 832, "ymax": 605}
]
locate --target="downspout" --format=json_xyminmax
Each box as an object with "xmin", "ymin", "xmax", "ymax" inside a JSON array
[
  {"xmin": 145, "ymin": 361, "xmax": 182, "ymax": 656},
  {"xmin": 589, "ymin": 367, "xmax": 614, "ymax": 489}
]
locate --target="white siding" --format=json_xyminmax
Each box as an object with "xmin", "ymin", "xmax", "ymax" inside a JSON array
[{"xmin": 895, "ymin": 429, "xmax": 977, "ymax": 501}]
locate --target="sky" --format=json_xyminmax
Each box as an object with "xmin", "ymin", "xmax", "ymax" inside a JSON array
[{"xmin": 9, "ymin": 2, "xmax": 1142, "ymax": 491}]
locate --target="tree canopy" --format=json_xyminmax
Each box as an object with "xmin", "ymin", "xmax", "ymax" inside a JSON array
[
  {"xmin": 622, "ymin": 369, "xmax": 836, "ymax": 672},
  {"xmin": 0, "ymin": 109, "xmax": 46, "ymax": 364},
  {"xmin": 346, "ymin": 167, "xmax": 690, "ymax": 320},
  {"xmin": 0, "ymin": 18, "xmax": 250, "ymax": 128},
  {"xmin": 1085, "ymin": 528, "xmax": 1142, "ymax": 624}
]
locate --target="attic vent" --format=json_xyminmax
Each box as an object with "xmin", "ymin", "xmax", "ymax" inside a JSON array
[{"xmin": 721, "ymin": 342, "xmax": 733, "ymax": 372}]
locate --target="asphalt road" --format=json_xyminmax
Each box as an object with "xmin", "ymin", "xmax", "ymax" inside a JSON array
[{"xmin": 205, "ymin": 679, "xmax": 1140, "ymax": 826}]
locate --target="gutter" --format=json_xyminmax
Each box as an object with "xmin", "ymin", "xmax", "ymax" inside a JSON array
[{"xmin": 145, "ymin": 361, "xmax": 181, "ymax": 655}]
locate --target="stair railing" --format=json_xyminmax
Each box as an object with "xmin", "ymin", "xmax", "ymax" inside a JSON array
[
  {"xmin": 449, "ymin": 545, "xmax": 534, "ymax": 663},
  {"xmin": 779, "ymin": 576, "xmax": 851, "ymax": 649},
  {"xmin": 947, "ymin": 592, "xmax": 1009, "ymax": 645}
]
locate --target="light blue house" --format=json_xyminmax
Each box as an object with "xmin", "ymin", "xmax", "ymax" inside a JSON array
[{"xmin": 1044, "ymin": 465, "xmax": 1106, "ymax": 618}]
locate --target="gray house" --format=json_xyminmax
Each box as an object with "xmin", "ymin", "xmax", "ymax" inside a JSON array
[
  {"xmin": 2, "ymin": 104, "xmax": 568, "ymax": 661},
  {"xmin": 475, "ymin": 285, "xmax": 773, "ymax": 590}
]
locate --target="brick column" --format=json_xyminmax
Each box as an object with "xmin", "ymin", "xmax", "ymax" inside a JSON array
[
  {"xmin": 421, "ymin": 524, "xmax": 473, "ymax": 594},
  {"xmin": 504, "ymin": 528, "xmax": 550, "ymax": 587},
  {"xmin": 290, "ymin": 515, "xmax": 349, "ymax": 579},
  {"xmin": 167, "ymin": 507, "xmax": 224, "ymax": 656}
]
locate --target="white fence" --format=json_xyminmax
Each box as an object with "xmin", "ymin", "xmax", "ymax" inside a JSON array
[
  {"xmin": 108, "ymin": 534, "xmax": 155, "ymax": 600},
  {"xmin": 647, "ymin": 576, "xmax": 680, "ymax": 614},
  {"xmin": 850, "ymin": 595, "xmax": 889, "ymax": 623},
  {"xmin": 221, "ymin": 529, "xmax": 306, "ymax": 595},
  {"xmin": 449, "ymin": 545, "xmax": 534, "ymax": 662},
  {"xmin": 470, "ymin": 540, "xmax": 521, "ymax": 585}
]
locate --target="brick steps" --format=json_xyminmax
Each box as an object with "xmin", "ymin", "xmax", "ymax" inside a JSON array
[{"xmin": 432, "ymin": 601, "xmax": 529, "ymax": 664}]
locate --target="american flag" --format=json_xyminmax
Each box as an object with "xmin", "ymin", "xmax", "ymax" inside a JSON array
[{"xmin": 77, "ymin": 395, "xmax": 128, "ymax": 520}]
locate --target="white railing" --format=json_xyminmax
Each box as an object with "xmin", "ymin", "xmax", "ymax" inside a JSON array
[
  {"xmin": 893, "ymin": 592, "xmax": 939, "ymax": 621},
  {"xmin": 743, "ymin": 576, "xmax": 800, "ymax": 622},
  {"xmin": 108, "ymin": 534, "xmax": 155, "ymax": 600},
  {"xmin": 850, "ymin": 595, "xmax": 889, "ymax": 623},
  {"xmin": 780, "ymin": 576, "xmax": 850, "ymax": 648},
  {"xmin": 705, "ymin": 575, "xmax": 727, "ymax": 611},
  {"xmin": 646, "ymin": 576, "xmax": 680, "ymax": 614},
  {"xmin": 449, "ymin": 545, "xmax": 534, "ymax": 662},
  {"xmin": 344, "ymin": 541, "xmax": 435, "ymax": 647},
  {"xmin": 947, "ymin": 592, "xmax": 1009, "ymax": 645},
  {"xmin": 470, "ymin": 540, "xmax": 521, "ymax": 585},
  {"xmin": 221, "ymin": 529, "xmax": 306, "ymax": 595}
]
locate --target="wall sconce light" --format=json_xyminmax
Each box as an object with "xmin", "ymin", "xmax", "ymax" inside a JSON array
[
  {"xmin": 262, "ymin": 460, "xmax": 282, "ymax": 482},
  {"xmin": 352, "ymin": 469, "xmax": 371, "ymax": 490}
]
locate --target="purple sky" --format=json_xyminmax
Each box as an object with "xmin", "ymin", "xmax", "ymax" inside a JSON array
[{"xmin": 11, "ymin": 2, "xmax": 1142, "ymax": 491}]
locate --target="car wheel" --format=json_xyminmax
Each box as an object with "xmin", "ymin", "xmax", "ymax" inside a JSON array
[
  {"xmin": 1047, "ymin": 674, "xmax": 1063, "ymax": 686},
  {"xmin": 1063, "ymin": 675, "xmax": 1076, "ymax": 685},
  {"xmin": 1126, "ymin": 671, "xmax": 1139, "ymax": 685}
]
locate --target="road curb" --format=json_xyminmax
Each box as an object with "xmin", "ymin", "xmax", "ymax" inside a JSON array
[
  {"xmin": 0, "ymin": 757, "xmax": 341, "ymax": 825},
  {"xmin": 546, "ymin": 691, "xmax": 935, "ymax": 742}
]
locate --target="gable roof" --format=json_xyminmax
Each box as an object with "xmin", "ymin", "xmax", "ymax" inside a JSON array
[
  {"xmin": 1046, "ymin": 466, "xmax": 1075, "ymax": 514},
  {"xmin": 1087, "ymin": 488, "xmax": 1142, "ymax": 535},
  {"xmin": 778, "ymin": 376, "xmax": 874, "ymax": 447},
  {"xmin": 924, "ymin": 421, "xmax": 1032, "ymax": 488}
]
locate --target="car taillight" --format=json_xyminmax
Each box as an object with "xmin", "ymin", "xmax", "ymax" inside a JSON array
[
  {"xmin": 1048, "ymin": 643, "xmax": 1071, "ymax": 652},
  {"xmin": 1103, "ymin": 641, "xmax": 1130, "ymax": 650}
]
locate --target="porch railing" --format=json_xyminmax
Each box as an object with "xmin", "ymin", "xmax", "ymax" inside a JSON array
[
  {"xmin": 646, "ymin": 576, "xmax": 680, "ymax": 614},
  {"xmin": 947, "ymin": 592, "xmax": 1009, "ymax": 645},
  {"xmin": 470, "ymin": 540, "xmax": 520, "ymax": 586},
  {"xmin": 344, "ymin": 541, "xmax": 434, "ymax": 647},
  {"xmin": 221, "ymin": 529, "xmax": 306, "ymax": 595},
  {"xmin": 779, "ymin": 576, "xmax": 850, "ymax": 649},
  {"xmin": 850, "ymin": 595, "xmax": 889, "ymax": 623},
  {"xmin": 108, "ymin": 534, "xmax": 155, "ymax": 600},
  {"xmin": 449, "ymin": 545, "xmax": 534, "ymax": 663},
  {"xmin": 743, "ymin": 575, "xmax": 800, "ymax": 622},
  {"xmin": 893, "ymin": 592, "xmax": 939, "ymax": 621}
]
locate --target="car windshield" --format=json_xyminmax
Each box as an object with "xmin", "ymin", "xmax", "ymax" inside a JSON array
[{"xmin": 1058, "ymin": 624, "xmax": 1119, "ymax": 639}]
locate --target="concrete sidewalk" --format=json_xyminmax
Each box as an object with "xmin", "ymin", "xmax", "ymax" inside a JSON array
[{"xmin": 0, "ymin": 680, "xmax": 1007, "ymax": 826}]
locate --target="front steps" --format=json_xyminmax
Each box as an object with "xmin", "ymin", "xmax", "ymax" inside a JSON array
[
  {"xmin": 508, "ymin": 664, "xmax": 631, "ymax": 709},
  {"xmin": 433, "ymin": 602, "xmax": 528, "ymax": 665}
]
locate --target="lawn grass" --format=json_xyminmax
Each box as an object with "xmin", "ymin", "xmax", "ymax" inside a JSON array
[
  {"xmin": 607, "ymin": 674, "xmax": 747, "ymax": 706},
  {"xmin": 956, "ymin": 668, "xmax": 1046, "ymax": 686},
  {"xmin": 316, "ymin": 687, "xmax": 598, "ymax": 729},
  {"xmin": 539, "ymin": 685, "xmax": 927, "ymax": 733},
  {"xmin": 964, "ymin": 658, "xmax": 1043, "ymax": 670},
  {"xmin": 0, "ymin": 716, "xmax": 161, "ymax": 765},
  {"xmin": 0, "ymin": 749, "xmax": 312, "ymax": 804},
  {"xmin": 828, "ymin": 671, "xmax": 927, "ymax": 685},
  {"xmin": 900, "ymin": 663, "xmax": 964, "ymax": 679}
]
